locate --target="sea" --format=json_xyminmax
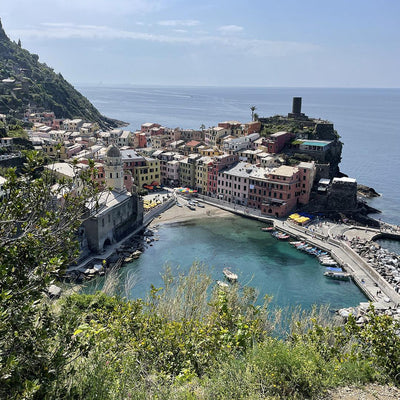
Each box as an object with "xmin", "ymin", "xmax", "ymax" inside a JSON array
[{"xmin": 78, "ymin": 85, "xmax": 400, "ymax": 309}]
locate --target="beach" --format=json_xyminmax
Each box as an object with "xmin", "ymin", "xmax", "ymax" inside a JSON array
[{"xmin": 149, "ymin": 200, "xmax": 233, "ymax": 227}]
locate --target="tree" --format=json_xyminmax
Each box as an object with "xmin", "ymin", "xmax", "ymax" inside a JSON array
[
  {"xmin": 0, "ymin": 152, "xmax": 99, "ymax": 399},
  {"xmin": 250, "ymin": 105, "xmax": 257, "ymax": 121},
  {"xmin": 253, "ymin": 112, "xmax": 259, "ymax": 121}
]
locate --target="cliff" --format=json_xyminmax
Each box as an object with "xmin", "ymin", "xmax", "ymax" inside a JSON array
[{"xmin": 0, "ymin": 19, "xmax": 122, "ymax": 129}]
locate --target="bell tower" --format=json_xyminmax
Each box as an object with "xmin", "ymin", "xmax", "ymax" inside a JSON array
[{"xmin": 105, "ymin": 144, "xmax": 124, "ymax": 192}]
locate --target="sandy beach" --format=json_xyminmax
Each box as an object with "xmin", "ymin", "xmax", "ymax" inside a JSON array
[{"xmin": 149, "ymin": 201, "xmax": 233, "ymax": 227}]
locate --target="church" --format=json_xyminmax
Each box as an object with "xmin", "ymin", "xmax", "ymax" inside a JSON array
[{"xmin": 81, "ymin": 144, "xmax": 143, "ymax": 254}]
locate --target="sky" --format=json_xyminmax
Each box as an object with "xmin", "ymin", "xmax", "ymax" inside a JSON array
[{"xmin": 1, "ymin": 0, "xmax": 400, "ymax": 87}]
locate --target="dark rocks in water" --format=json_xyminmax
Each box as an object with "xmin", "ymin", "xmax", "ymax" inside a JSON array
[{"xmin": 357, "ymin": 184, "xmax": 380, "ymax": 198}]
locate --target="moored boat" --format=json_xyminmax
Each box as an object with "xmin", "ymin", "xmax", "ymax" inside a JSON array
[
  {"xmin": 272, "ymin": 231, "xmax": 290, "ymax": 240},
  {"xmin": 324, "ymin": 271, "xmax": 351, "ymax": 281},
  {"xmin": 223, "ymin": 268, "xmax": 238, "ymax": 282},
  {"xmin": 261, "ymin": 226, "xmax": 274, "ymax": 231},
  {"xmin": 216, "ymin": 280, "xmax": 229, "ymax": 288}
]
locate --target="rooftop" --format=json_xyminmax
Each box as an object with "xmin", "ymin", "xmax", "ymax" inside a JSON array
[{"xmin": 271, "ymin": 165, "xmax": 298, "ymax": 178}]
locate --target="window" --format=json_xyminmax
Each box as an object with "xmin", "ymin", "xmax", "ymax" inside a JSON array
[{"xmin": 110, "ymin": 173, "xmax": 112, "ymax": 178}]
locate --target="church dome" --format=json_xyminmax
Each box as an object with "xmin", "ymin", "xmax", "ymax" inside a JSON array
[{"xmin": 106, "ymin": 144, "xmax": 121, "ymax": 158}]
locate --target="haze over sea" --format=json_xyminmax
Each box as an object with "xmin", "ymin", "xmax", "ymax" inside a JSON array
[{"xmin": 79, "ymin": 86, "xmax": 400, "ymax": 308}]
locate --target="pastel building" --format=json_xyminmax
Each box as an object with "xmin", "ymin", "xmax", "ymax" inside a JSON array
[
  {"xmin": 247, "ymin": 162, "xmax": 316, "ymax": 217},
  {"xmin": 207, "ymin": 153, "xmax": 238, "ymax": 196},
  {"xmin": 223, "ymin": 133, "xmax": 260, "ymax": 153},
  {"xmin": 264, "ymin": 131, "xmax": 293, "ymax": 154},
  {"xmin": 217, "ymin": 162, "xmax": 257, "ymax": 205},
  {"xmin": 195, "ymin": 156, "xmax": 212, "ymax": 194},
  {"xmin": 179, "ymin": 154, "xmax": 201, "ymax": 188},
  {"xmin": 204, "ymin": 127, "xmax": 229, "ymax": 148}
]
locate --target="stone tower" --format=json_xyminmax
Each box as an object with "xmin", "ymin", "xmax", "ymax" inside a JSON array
[{"xmin": 105, "ymin": 144, "xmax": 124, "ymax": 192}]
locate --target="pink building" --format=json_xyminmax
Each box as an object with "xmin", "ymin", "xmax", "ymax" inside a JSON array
[
  {"xmin": 264, "ymin": 131, "xmax": 293, "ymax": 153},
  {"xmin": 217, "ymin": 162, "xmax": 258, "ymax": 205},
  {"xmin": 141, "ymin": 122, "xmax": 160, "ymax": 133},
  {"xmin": 243, "ymin": 121, "xmax": 261, "ymax": 135},
  {"xmin": 247, "ymin": 162, "xmax": 316, "ymax": 217},
  {"xmin": 207, "ymin": 154, "xmax": 238, "ymax": 196}
]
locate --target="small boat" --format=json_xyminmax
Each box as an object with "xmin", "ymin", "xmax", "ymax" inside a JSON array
[
  {"xmin": 216, "ymin": 280, "xmax": 229, "ymax": 288},
  {"xmin": 197, "ymin": 203, "xmax": 205, "ymax": 208},
  {"xmin": 176, "ymin": 202, "xmax": 183, "ymax": 207},
  {"xmin": 325, "ymin": 266, "xmax": 343, "ymax": 272},
  {"xmin": 324, "ymin": 271, "xmax": 351, "ymax": 281},
  {"xmin": 261, "ymin": 226, "xmax": 274, "ymax": 232},
  {"xmin": 320, "ymin": 259, "xmax": 338, "ymax": 266},
  {"xmin": 289, "ymin": 241, "xmax": 303, "ymax": 246},
  {"xmin": 187, "ymin": 204, "xmax": 196, "ymax": 210},
  {"xmin": 223, "ymin": 268, "xmax": 238, "ymax": 282},
  {"xmin": 272, "ymin": 231, "xmax": 290, "ymax": 240}
]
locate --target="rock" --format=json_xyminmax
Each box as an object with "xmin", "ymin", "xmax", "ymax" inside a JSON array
[{"xmin": 357, "ymin": 184, "xmax": 380, "ymax": 198}]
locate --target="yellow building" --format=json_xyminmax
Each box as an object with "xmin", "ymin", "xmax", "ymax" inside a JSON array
[
  {"xmin": 133, "ymin": 157, "xmax": 161, "ymax": 188},
  {"xmin": 195, "ymin": 156, "xmax": 212, "ymax": 194},
  {"xmin": 199, "ymin": 147, "xmax": 223, "ymax": 157}
]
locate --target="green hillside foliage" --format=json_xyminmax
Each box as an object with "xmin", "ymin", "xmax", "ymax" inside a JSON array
[{"xmin": 0, "ymin": 20, "xmax": 119, "ymax": 129}]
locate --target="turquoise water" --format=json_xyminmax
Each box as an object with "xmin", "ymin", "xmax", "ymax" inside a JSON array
[{"xmin": 83, "ymin": 216, "xmax": 367, "ymax": 310}]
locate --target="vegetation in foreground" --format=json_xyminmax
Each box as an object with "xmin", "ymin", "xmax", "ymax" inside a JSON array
[{"xmin": 1, "ymin": 156, "xmax": 400, "ymax": 399}]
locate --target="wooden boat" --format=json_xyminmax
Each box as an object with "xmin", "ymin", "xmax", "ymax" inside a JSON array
[
  {"xmin": 324, "ymin": 271, "xmax": 351, "ymax": 281},
  {"xmin": 272, "ymin": 231, "xmax": 290, "ymax": 240},
  {"xmin": 223, "ymin": 268, "xmax": 238, "ymax": 282}
]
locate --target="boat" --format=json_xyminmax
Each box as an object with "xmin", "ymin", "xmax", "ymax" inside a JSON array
[
  {"xmin": 324, "ymin": 271, "xmax": 351, "ymax": 281},
  {"xmin": 223, "ymin": 268, "xmax": 238, "ymax": 282},
  {"xmin": 325, "ymin": 266, "xmax": 343, "ymax": 272},
  {"xmin": 197, "ymin": 203, "xmax": 205, "ymax": 208},
  {"xmin": 176, "ymin": 202, "xmax": 183, "ymax": 207},
  {"xmin": 187, "ymin": 204, "xmax": 196, "ymax": 210},
  {"xmin": 289, "ymin": 241, "xmax": 303, "ymax": 246},
  {"xmin": 216, "ymin": 280, "xmax": 229, "ymax": 288},
  {"xmin": 319, "ymin": 259, "xmax": 338, "ymax": 266},
  {"xmin": 261, "ymin": 226, "xmax": 274, "ymax": 232},
  {"xmin": 272, "ymin": 231, "xmax": 290, "ymax": 240}
]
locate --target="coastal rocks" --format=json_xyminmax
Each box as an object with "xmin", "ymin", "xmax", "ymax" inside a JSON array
[
  {"xmin": 350, "ymin": 239, "xmax": 400, "ymax": 293},
  {"xmin": 357, "ymin": 184, "xmax": 380, "ymax": 198}
]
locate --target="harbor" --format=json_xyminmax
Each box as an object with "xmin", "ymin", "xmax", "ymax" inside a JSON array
[
  {"xmin": 194, "ymin": 194, "xmax": 400, "ymax": 311},
  {"xmin": 69, "ymin": 189, "xmax": 400, "ymax": 317}
]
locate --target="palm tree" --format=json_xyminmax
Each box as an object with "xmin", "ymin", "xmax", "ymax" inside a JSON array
[
  {"xmin": 250, "ymin": 106, "xmax": 257, "ymax": 121},
  {"xmin": 200, "ymin": 124, "xmax": 205, "ymax": 131}
]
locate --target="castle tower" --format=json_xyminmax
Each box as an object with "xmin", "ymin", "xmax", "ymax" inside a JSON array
[{"xmin": 105, "ymin": 144, "xmax": 124, "ymax": 192}]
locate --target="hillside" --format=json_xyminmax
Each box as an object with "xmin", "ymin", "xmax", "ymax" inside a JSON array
[{"xmin": 0, "ymin": 19, "xmax": 122, "ymax": 129}]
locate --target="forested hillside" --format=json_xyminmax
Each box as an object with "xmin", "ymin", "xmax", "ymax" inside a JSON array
[{"xmin": 0, "ymin": 19, "xmax": 121, "ymax": 129}]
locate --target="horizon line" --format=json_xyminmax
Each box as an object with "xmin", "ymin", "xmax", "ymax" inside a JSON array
[{"xmin": 72, "ymin": 83, "xmax": 400, "ymax": 90}]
